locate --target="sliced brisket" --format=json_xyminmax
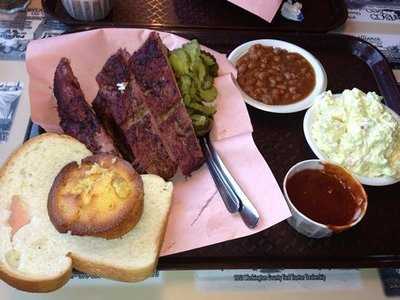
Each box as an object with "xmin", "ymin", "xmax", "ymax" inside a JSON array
[
  {"xmin": 53, "ymin": 58, "xmax": 118, "ymax": 155},
  {"xmin": 129, "ymin": 32, "xmax": 204, "ymax": 176},
  {"xmin": 96, "ymin": 49, "xmax": 131, "ymax": 88},
  {"xmin": 94, "ymin": 49, "xmax": 177, "ymax": 179},
  {"xmin": 92, "ymin": 92, "xmax": 136, "ymax": 164},
  {"xmin": 93, "ymin": 49, "xmax": 136, "ymax": 164}
]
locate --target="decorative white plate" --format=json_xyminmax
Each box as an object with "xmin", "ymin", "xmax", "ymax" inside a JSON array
[{"xmin": 228, "ymin": 39, "xmax": 327, "ymax": 114}]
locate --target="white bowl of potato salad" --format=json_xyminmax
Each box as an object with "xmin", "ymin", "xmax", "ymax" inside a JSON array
[{"xmin": 304, "ymin": 88, "xmax": 400, "ymax": 186}]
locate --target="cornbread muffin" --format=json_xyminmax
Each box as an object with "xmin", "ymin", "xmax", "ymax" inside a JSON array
[{"xmin": 48, "ymin": 154, "xmax": 144, "ymax": 239}]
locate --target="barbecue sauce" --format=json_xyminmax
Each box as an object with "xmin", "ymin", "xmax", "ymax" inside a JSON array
[{"xmin": 286, "ymin": 163, "xmax": 367, "ymax": 227}]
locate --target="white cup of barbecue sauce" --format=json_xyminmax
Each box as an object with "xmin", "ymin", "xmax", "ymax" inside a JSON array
[{"xmin": 283, "ymin": 159, "xmax": 368, "ymax": 238}]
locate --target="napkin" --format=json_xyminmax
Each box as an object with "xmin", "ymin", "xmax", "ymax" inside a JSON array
[
  {"xmin": 227, "ymin": 0, "xmax": 283, "ymax": 23},
  {"xmin": 26, "ymin": 28, "xmax": 291, "ymax": 256}
]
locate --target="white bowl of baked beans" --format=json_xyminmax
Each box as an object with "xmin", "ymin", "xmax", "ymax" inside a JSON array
[{"xmin": 228, "ymin": 39, "xmax": 327, "ymax": 114}]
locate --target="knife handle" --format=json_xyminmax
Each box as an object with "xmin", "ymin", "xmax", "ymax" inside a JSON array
[
  {"xmin": 205, "ymin": 137, "xmax": 260, "ymax": 229},
  {"xmin": 201, "ymin": 137, "xmax": 241, "ymax": 213}
]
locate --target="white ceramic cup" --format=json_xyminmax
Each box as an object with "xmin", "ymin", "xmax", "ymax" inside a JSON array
[
  {"xmin": 283, "ymin": 159, "xmax": 368, "ymax": 238},
  {"xmin": 61, "ymin": 0, "xmax": 113, "ymax": 21}
]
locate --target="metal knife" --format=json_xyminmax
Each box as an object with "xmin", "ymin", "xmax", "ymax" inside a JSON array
[{"xmin": 201, "ymin": 136, "xmax": 260, "ymax": 228}]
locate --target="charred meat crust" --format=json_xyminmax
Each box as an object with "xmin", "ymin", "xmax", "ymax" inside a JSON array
[
  {"xmin": 96, "ymin": 49, "xmax": 131, "ymax": 88},
  {"xmin": 54, "ymin": 58, "xmax": 118, "ymax": 155},
  {"xmin": 129, "ymin": 33, "xmax": 179, "ymax": 116},
  {"xmin": 93, "ymin": 93, "xmax": 136, "ymax": 165},
  {"xmin": 129, "ymin": 32, "xmax": 204, "ymax": 175},
  {"xmin": 93, "ymin": 49, "xmax": 136, "ymax": 164},
  {"xmin": 94, "ymin": 49, "xmax": 177, "ymax": 179},
  {"xmin": 97, "ymin": 84, "xmax": 177, "ymax": 179}
]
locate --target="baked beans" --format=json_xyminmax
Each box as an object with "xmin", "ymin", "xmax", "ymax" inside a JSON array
[{"xmin": 236, "ymin": 44, "xmax": 316, "ymax": 105}]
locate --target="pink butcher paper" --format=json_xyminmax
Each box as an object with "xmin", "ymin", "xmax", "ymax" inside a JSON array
[
  {"xmin": 26, "ymin": 28, "xmax": 291, "ymax": 256},
  {"xmin": 228, "ymin": 0, "xmax": 283, "ymax": 22}
]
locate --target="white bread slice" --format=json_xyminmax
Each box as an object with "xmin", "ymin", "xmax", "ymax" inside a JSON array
[{"xmin": 0, "ymin": 133, "xmax": 173, "ymax": 292}]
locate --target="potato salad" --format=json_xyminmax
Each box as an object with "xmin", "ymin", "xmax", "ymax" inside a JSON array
[{"xmin": 311, "ymin": 88, "xmax": 400, "ymax": 178}]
